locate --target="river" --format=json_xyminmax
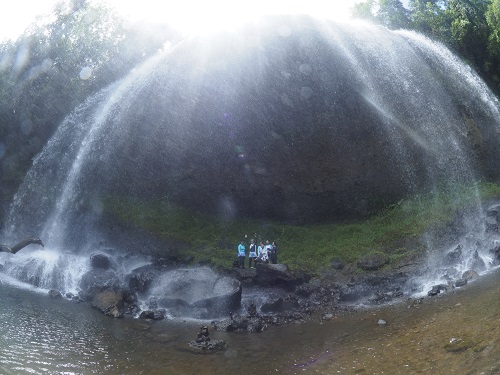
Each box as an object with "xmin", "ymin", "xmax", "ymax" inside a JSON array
[{"xmin": 0, "ymin": 269, "xmax": 498, "ymax": 375}]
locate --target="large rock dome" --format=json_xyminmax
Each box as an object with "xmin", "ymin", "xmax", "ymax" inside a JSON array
[
  {"xmin": 104, "ymin": 16, "xmax": 500, "ymax": 222},
  {"xmin": 5, "ymin": 15, "xmax": 500, "ymax": 237}
]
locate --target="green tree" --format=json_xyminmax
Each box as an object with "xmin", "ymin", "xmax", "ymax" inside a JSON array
[
  {"xmin": 486, "ymin": 0, "xmax": 500, "ymax": 90},
  {"xmin": 352, "ymin": 0, "xmax": 377, "ymax": 22},
  {"xmin": 446, "ymin": 0, "xmax": 489, "ymax": 67},
  {"xmin": 487, "ymin": 0, "xmax": 500, "ymax": 44},
  {"xmin": 352, "ymin": 0, "xmax": 411, "ymax": 29},
  {"xmin": 409, "ymin": 0, "xmax": 453, "ymax": 41},
  {"xmin": 377, "ymin": 0, "xmax": 411, "ymax": 29},
  {"xmin": 352, "ymin": 0, "xmax": 500, "ymax": 91}
]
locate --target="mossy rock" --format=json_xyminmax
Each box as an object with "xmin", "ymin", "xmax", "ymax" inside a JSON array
[
  {"xmin": 357, "ymin": 252, "xmax": 390, "ymax": 271},
  {"xmin": 444, "ymin": 338, "xmax": 481, "ymax": 353}
]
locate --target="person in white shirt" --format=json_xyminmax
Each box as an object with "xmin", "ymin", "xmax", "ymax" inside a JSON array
[
  {"xmin": 264, "ymin": 240, "xmax": 273, "ymax": 263},
  {"xmin": 258, "ymin": 241, "xmax": 268, "ymax": 263}
]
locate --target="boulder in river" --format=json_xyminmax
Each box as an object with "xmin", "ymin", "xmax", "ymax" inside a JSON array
[
  {"xmin": 90, "ymin": 253, "xmax": 112, "ymax": 270},
  {"xmin": 427, "ymin": 284, "xmax": 449, "ymax": 296},
  {"xmin": 79, "ymin": 269, "xmax": 120, "ymax": 300},
  {"xmin": 92, "ymin": 290, "xmax": 125, "ymax": 318},
  {"xmin": 149, "ymin": 268, "xmax": 242, "ymax": 318},
  {"xmin": 139, "ymin": 309, "xmax": 167, "ymax": 320},
  {"xmin": 462, "ymin": 270, "xmax": 479, "ymax": 281},
  {"xmin": 90, "ymin": 288, "xmax": 138, "ymax": 318}
]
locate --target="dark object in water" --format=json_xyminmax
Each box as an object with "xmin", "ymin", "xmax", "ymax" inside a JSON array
[
  {"xmin": 188, "ymin": 326, "xmax": 227, "ymax": 352},
  {"xmin": 0, "ymin": 238, "xmax": 44, "ymax": 254}
]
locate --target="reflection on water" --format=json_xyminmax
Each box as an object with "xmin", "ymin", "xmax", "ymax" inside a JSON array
[{"xmin": 0, "ymin": 269, "xmax": 499, "ymax": 374}]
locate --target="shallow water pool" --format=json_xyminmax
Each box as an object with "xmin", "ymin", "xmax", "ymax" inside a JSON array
[{"xmin": 0, "ymin": 269, "xmax": 498, "ymax": 374}]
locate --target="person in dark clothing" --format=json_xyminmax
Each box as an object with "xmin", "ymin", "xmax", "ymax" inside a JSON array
[
  {"xmin": 248, "ymin": 238, "xmax": 257, "ymax": 268},
  {"xmin": 270, "ymin": 241, "xmax": 278, "ymax": 264}
]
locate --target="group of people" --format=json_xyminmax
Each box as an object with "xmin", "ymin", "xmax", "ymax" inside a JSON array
[{"xmin": 236, "ymin": 234, "xmax": 278, "ymax": 269}]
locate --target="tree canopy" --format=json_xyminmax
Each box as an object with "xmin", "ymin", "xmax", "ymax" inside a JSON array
[
  {"xmin": 0, "ymin": 0, "xmax": 179, "ymax": 217},
  {"xmin": 352, "ymin": 0, "xmax": 500, "ymax": 94}
]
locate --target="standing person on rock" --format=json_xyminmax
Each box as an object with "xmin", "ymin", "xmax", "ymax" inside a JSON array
[
  {"xmin": 259, "ymin": 241, "xmax": 269, "ymax": 263},
  {"xmin": 264, "ymin": 240, "xmax": 273, "ymax": 263},
  {"xmin": 270, "ymin": 241, "xmax": 278, "ymax": 264},
  {"xmin": 237, "ymin": 239, "xmax": 246, "ymax": 269},
  {"xmin": 248, "ymin": 238, "xmax": 257, "ymax": 268}
]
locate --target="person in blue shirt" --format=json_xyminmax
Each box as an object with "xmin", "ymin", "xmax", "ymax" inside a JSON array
[{"xmin": 237, "ymin": 240, "xmax": 246, "ymax": 269}]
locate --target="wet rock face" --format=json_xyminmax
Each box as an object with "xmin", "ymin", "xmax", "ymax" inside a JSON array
[
  {"xmin": 90, "ymin": 253, "xmax": 112, "ymax": 270},
  {"xmin": 254, "ymin": 263, "xmax": 310, "ymax": 289},
  {"xmin": 85, "ymin": 16, "xmax": 500, "ymax": 225},
  {"xmin": 127, "ymin": 265, "xmax": 159, "ymax": 294},
  {"xmin": 445, "ymin": 245, "xmax": 463, "ymax": 265},
  {"xmin": 91, "ymin": 289, "xmax": 139, "ymax": 318},
  {"xmin": 79, "ymin": 269, "xmax": 120, "ymax": 300},
  {"xmin": 148, "ymin": 268, "xmax": 242, "ymax": 318},
  {"xmin": 139, "ymin": 309, "xmax": 166, "ymax": 320},
  {"xmin": 490, "ymin": 246, "xmax": 500, "ymax": 265}
]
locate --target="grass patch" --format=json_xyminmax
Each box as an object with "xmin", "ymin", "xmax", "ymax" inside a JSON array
[{"xmin": 104, "ymin": 181, "xmax": 500, "ymax": 273}]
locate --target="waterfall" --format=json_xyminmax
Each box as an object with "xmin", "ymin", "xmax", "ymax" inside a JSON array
[{"xmin": 2, "ymin": 15, "xmax": 500, "ymax": 298}]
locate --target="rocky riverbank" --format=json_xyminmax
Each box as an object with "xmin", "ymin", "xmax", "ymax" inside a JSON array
[
  {"xmin": 61, "ymin": 235, "xmax": 500, "ymax": 333},
  {"xmin": 40, "ymin": 202, "xmax": 500, "ymax": 333}
]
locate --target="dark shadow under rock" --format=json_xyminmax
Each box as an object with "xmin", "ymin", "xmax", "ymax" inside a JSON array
[{"xmin": 254, "ymin": 263, "xmax": 310, "ymax": 289}]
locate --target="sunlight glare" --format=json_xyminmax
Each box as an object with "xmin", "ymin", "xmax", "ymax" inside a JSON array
[
  {"xmin": 0, "ymin": 0, "xmax": 364, "ymax": 41},
  {"xmin": 109, "ymin": 0, "xmax": 362, "ymax": 36},
  {"xmin": 0, "ymin": 0, "xmax": 55, "ymax": 41}
]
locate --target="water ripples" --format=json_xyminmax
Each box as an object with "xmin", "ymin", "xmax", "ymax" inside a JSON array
[
  {"xmin": 1, "ymin": 271, "xmax": 498, "ymax": 374},
  {"xmin": 0, "ymin": 286, "xmax": 111, "ymax": 374}
]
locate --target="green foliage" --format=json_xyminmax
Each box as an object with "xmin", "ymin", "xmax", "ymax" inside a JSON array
[
  {"xmin": 104, "ymin": 181, "xmax": 500, "ymax": 273},
  {"xmin": 353, "ymin": 0, "xmax": 410, "ymax": 29},
  {"xmin": 487, "ymin": 0, "xmax": 500, "ymax": 44},
  {"xmin": 447, "ymin": 0, "xmax": 489, "ymax": 66},
  {"xmin": 377, "ymin": 0, "xmax": 411, "ymax": 29},
  {"xmin": 352, "ymin": 0, "xmax": 377, "ymax": 22},
  {"xmin": 486, "ymin": 0, "xmax": 500, "ymax": 89},
  {"xmin": 409, "ymin": 0, "xmax": 453, "ymax": 41},
  {"xmin": 352, "ymin": 0, "xmax": 500, "ymax": 94}
]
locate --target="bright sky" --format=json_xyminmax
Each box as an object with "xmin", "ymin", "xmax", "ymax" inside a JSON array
[{"xmin": 0, "ymin": 0, "xmax": 368, "ymax": 41}]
